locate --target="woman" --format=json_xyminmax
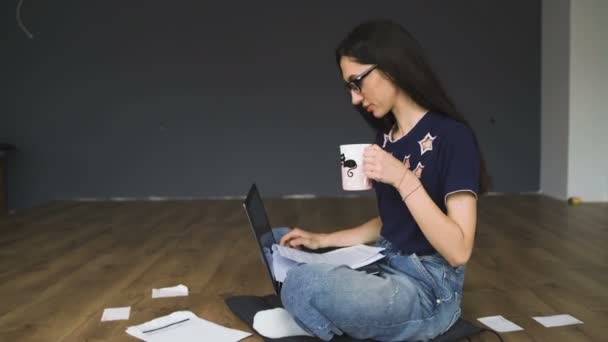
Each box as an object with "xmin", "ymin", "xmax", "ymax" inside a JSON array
[{"xmin": 253, "ymin": 20, "xmax": 490, "ymax": 341}]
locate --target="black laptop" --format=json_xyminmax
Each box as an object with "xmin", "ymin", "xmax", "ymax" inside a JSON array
[{"xmin": 243, "ymin": 183, "xmax": 283, "ymax": 295}]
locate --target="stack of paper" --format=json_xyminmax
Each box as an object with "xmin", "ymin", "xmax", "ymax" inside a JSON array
[
  {"xmin": 126, "ymin": 311, "xmax": 251, "ymax": 342},
  {"xmin": 271, "ymin": 244, "xmax": 385, "ymax": 282}
]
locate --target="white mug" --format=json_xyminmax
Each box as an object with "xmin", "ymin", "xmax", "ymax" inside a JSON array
[{"xmin": 339, "ymin": 144, "xmax": 372, "ymax": 191}]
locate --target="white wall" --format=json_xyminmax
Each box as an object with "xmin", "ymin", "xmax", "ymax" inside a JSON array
[
  {"xmin": 541, "ymin": 0, "xmax": 570, "ymax": 200},
  {"xmin": 541, "ymin": 0, "xmax": 608, "ymax": 202},
  {"xmin": 568, "ymin": 0, "xmax": 608, "ymax": 202}
]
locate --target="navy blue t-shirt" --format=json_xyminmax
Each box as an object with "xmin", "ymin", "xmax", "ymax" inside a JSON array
[{"xmin": 373, "ymin": 111, "xmax": 480, "ymax": 256}]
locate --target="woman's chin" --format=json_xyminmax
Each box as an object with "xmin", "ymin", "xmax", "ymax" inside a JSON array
[{"xmin": 371, "ymin": 109, "xmax": 387, "ymax": 119}]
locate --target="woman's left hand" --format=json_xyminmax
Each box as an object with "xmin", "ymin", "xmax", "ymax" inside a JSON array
[{"xmin": 363, "ymin": 144, "xmax": 407, "ymax": 187}]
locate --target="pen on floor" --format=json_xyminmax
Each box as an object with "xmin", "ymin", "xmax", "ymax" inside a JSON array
[{"xmin": 142, "ymin": 318, "xmax": 190, "ymax": 333}]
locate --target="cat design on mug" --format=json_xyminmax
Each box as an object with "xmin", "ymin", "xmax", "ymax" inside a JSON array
[{"xmin": 341, "ymin": 153, "xmax": 357, "ymax": 177}]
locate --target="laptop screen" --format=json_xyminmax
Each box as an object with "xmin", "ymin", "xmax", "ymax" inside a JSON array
[{"xmin": 243, "ymin": 184, "xmax": 281, "ymax": 295}]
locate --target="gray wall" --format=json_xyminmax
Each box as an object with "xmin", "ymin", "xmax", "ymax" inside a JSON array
[{"xmin": 1, "ymin": 0, "xmax": 541, "ymax": 210}]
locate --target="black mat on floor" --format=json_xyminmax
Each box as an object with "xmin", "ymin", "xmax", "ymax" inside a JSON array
[{"xmin": 225, "ymin": 294, "xmax": 490, "ymax": 342}]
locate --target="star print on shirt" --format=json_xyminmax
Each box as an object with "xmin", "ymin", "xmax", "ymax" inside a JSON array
[
  {"xmin": 413, "ymin": 162, "xmax": 425, "ymax": 178},
  {"xmin": 418, "ymin": 132, "xmax": 436, "ymax": 155},
  {"xmin": 402, "ymin": 154, "xmax": 411, "ymax": 169}
]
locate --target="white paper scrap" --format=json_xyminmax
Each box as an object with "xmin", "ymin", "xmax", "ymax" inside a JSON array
[
  {"xmin": 152, "ymin": 284, "xmax": 189, "ymax": 298},
  {"xmin": 532, "ymin": 314, "xmax": 583, "ymax": 328},
  {"xmin": 101, "ymin": 307, "xmax": 131, "ymax": 321},
  {"xmin": 477, "ymin": 315, "xmax": 524, "ymax": 332}
]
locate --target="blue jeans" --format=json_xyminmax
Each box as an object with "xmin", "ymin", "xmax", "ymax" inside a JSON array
[{"xmin": 272, "ymin": 227, "xmax": 465, "ymax": 341}]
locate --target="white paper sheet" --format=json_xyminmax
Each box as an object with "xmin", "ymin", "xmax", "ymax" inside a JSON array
[
  {"xmin": 477, "ymin": 315, "xmax": 524, "ymax": 332},
  {"xmin": 272, "ymin": 252, "xmax": 300, "ymax": 282},
  {"xmin": 126, "ymin": 311, "xmax": 251, "ymax": 342},
  {"xmin": 152, "ymin": 284, "xmax": 189, "ymax": 298},
  {"xmin": 270, "ymin": 244, "xmax": 385, "ymax": 282},
  {"xmin": 532, "ymin": 314, "xmax": 583, "ymax": 328},
  {"xmin": 101, "ymin": 307, "xmax": 131, "ymax": 321},
  {"xmin": 273, "ymin": 244, "xmax": 384, "ymax": 267},
  {"xmin": 349, "ymin": 253, "xmax": 386, "ymax": 269}
]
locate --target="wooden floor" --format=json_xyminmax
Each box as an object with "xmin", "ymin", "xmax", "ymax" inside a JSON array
[{"xmin": 0, "ymin": 195, "xmax": 606, "ymax": 341}]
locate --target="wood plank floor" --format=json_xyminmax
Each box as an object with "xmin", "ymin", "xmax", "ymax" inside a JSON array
[{"xmin": 0, "ymin": 195, "xmax": 606, "ymax": 341}]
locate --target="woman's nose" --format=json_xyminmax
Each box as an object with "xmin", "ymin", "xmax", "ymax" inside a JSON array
[{"xmin": 350, "ymin": 91, "xmax": 363, "ymax": 106}]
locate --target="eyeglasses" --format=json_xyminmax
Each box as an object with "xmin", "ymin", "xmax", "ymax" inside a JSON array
[{"xmin": 345, "ymin": 64, "xmax": 377, "ymax": 94}]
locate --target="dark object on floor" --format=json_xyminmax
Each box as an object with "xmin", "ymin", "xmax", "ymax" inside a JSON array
[
  {"xmin": 0, "ymin": 143, "xmax": 16, "ymax": 214},
  {"xmin": 0, "ymin": 143, "xmax": 16, "ymax": 158}
]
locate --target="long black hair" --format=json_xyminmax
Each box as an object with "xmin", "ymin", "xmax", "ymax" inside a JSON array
[{"xmin": 336, "ymin": 20, "xmax": 491, "ymax": 194}]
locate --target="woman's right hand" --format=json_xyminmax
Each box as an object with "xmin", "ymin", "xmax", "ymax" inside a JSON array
[{"xmin": 279, "ymin": 227, "xmax": 327, "ymax": 250}]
